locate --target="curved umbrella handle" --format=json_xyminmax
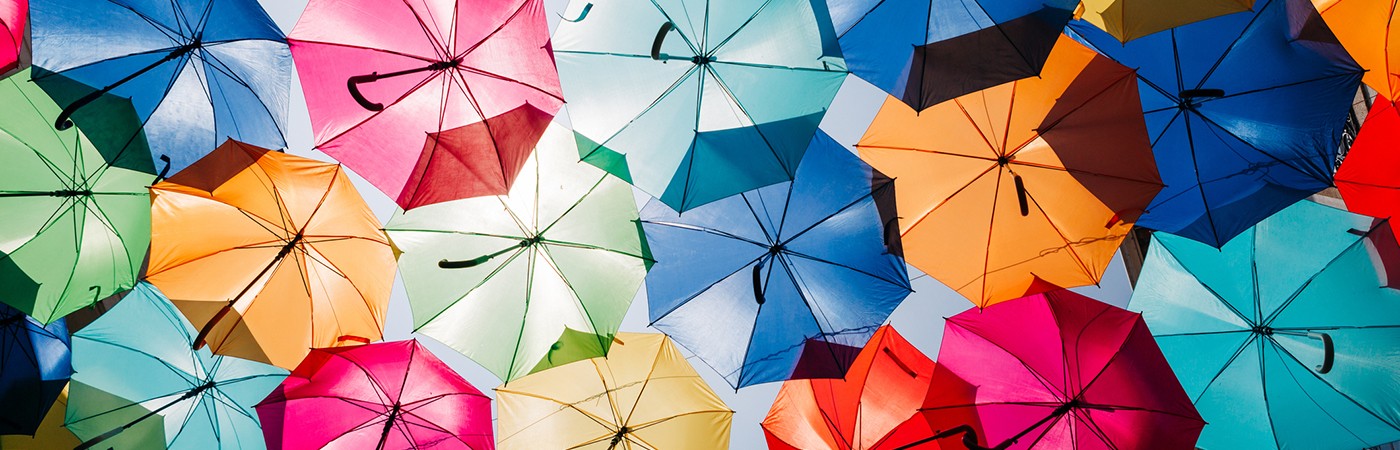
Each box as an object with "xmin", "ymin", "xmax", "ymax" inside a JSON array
[
  {"xmin": 560, "ymin": 3, "xmax": 592, "ymax": 22},
  {"xmin": 1309, "ymin": 332, "xmax": 1334, "ymax": 374},
  {"xmin": 152, "ymin": 155, "xmax": 172, "ymax": 185},
  {"xmin": 54, "ymin": 36, "xmax": 203, "ymax": 130},
  {"xmin": 55, "ymin": 89, "xmax": 110, "ymax": 131},
  {"xmin": 438, "ymin": 243, "xmax": 528, "ymax": 269},
  {"xmin": 651, "ymin": 22, "xmax": 674, "ymax": 60},
  {"xmin": 348, "ymin": 73, "xmax": 387, "ymax": 111},
  {"xmin": 882, "ymin": 347, "xmax": 917, "ymax": 377},
  {"xmin": 1013, "ymin": 174, "xmax": 1029, "ymax": 217},
  {"xmin": 752, "ymin": 257, "xmax": 767, "ymax": 306},
  {"xmin": 1179, "ymin": 88, "xmax": 1225, "ymax": 100}
]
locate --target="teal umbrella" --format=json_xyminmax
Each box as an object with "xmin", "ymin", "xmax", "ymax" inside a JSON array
[
  {"xmin": 65, "ymin": 283, "xmax": 286, "ymax": 450},
  {"xmin": 1131, "ymin": 200, "xmax": 1400, "ymax": 449}
]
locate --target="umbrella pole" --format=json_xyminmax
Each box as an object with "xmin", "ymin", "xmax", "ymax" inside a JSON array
[
  {"xmin": 375, "ymin": 403, "xmax": 402, "ymax": 450},
  {"xmin": 192, "ymin": 231, "xmax": 303, "ymax": 351},
  {"xmin": 900, "ymin": 401, "xmax": 1081, "ymax": 450},
  {"xmin": 54, "ymin": 36, "xmax": 202, "ymax": 131},
  {"xmin": 73, "ymin": 381, "xmax": 218, "ymax": 450}
]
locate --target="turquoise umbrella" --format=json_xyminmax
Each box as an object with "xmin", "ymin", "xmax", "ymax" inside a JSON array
[{"xmin": 1131, "ymin": 200, "xmax": 1400, "ymax": 449}]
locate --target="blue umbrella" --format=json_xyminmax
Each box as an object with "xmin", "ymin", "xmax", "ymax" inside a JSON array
[
  {"xmin": 1068, "ymin": 0, "xmax": 1363, "ymax": 247},
  {"xmin": 643, "ymin": 131, "xmax": 912, "ymax": 388},
  {"xmin": 30, "ymin": 0, "xmax": 290, "ymax": 176},
  {"xmin": 1131, "ymin": 200, "xmax": 1400, "ymax": 449},
  {"xmin": 828, "ymin": 0, "xmax": 1077, "ymax": 110},
  {"xmin": 0, "ymin": 303, "xmax": 70, "ymax": 436}
]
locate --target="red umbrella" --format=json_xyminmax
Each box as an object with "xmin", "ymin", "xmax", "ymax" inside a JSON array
[
  {"xmin": 255, "ymin": 340, "xmax": 493, "ymax": 450},
  {"xmin": 1338, "ymin": 96, "xmax": 1400, "ymax": 232}
]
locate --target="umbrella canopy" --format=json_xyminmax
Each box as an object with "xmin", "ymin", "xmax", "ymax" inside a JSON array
[
  {"xmin": 1130, "ymin": 200, "xmax": 1400, "ymax": 449},
  {"xmin": 857, "ymin": 34, "xmax": 1161, "ymax": 308},
  {"xmin": 762, "ymin": 326, "xmax": 978, "ymax": 450},
  {"xmin": 552, "ymin": 0, "xmax": 848, "ymax": 212},
  {"xmin": 146, "ymin": 140, "xmax": 394, "ymax": 369},
  {"xmin": 289, "ymin": 0, "xmax": 563, "ymax": 210},
  {"xmin": 1, "ymin": 0, "xmax": 22, "ymax": 74},
  {"xmin": 1315, "ymin": 0, "xmax": 1400, "ymax": 98},
  {"xmin": 1069, "ymin": 0, "xmax": 1363, "ymax": 247},
  {"xmin": 0, "ymin": 303, "xmax": 70, "ymax": 436},
  {"xmin": 0, "ymin": 69, "xmax": 150, "ymax": 325},
  {"xmin": 1337, "ymin": 96, "xmax": 1400, "ymax": 233},
  {"xmin": 644, "ymin": 131, "xmax": 911, "ymax": 389},
  {"xmin": 0, "ymin": 384, "xmax": 80, "ymax": 448},
  {"xmin": 256, "ymin": 340, "xmax": 493, "ymax": 450},
  {"xmin": 29, "ymin": 0, "xmax": 290, "ymax": 176},
  {"xmin": 920, "ymin": 290, "xmax": 1204, "ymax": 450},
  {"xmin": 66, "ymin": 282, "xmax": 286, "ymax": 450},
  {"xmin": 828, "ymin": 0, "xmax": 1077, "ymax": 111},
  {"xmin": 384, "ymin": 124, "xmax": 650, "ymax": 383},
  {"xmin": 496, "ymin": 332, "xmax": 733, "ymax": 450},
  {"xmin": 1075, "ymin": 0, "xmax": 1255, "ymax": 43}
]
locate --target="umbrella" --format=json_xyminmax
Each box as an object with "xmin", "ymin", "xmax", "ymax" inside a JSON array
[
  {"xmin": 761, "ymin": 325, "xmax": 979, "ymax": 450},
  {"xmin": 1074, "ymin": 0, "xmax": 1255, "ymax": 43},
  {"xmin": 0, "ymin": 69, "xmax": 150, "ymax": 324},
  {"xmin": 1130, "ymin": 200, "xmax": 1400, "ymax": 449},
  {"xmin": 915, "ymin": 290, "xmax": 1205, "ymax": 450},
  {"xmin": 552, "ymin": 0, "xmax": 848, "ymax": 212},
  {"xmin": 66, "ymin": 282, "xmax": 286, "ymax": 450},
  {"xmin": 146, "ymin": 140, "xmax": 394, "ymax": 369},
  {"xmin": 385, "ymin": 124, "xmax": 649, "ymax": 383},
  {"xmin": 0, "ymin": 303, "xmax": 70, "ymax": 436},
  {"xmin": 1, "ymin": 0, "xmax": 22, "ymax": 74},
  {"xmin": 288, "ymin": 0, "xmax": 563, "ymax": 210},
  {"xmin": 1337, "ymin": 96, "xmax": 1400, "ymax": 232},
  {"xmin": 828, "ymin": 0, "xmax": 1077, "ymax": 110},
  {"xmin": 496, "ymin": 332, "xmax": 733, "ymax": 450},
  {"xmin": 256, "ymin": 340, "xmax": 493, "ymax": 450},
  {"xmin": 0, "ymin": 384, "xmax": 80, "ymax": 448},
  {"xmin": 1068, "ymin": 0, "xmax": 1363, "ymax": 247},
  {"xmin": 644, "ymin": 131, "xmax": 912, "ymax": 388},
  {"xmin": 1314, "ymin": 0, "xmax": 1400, "ymax": 98},
  {"xmin": 857, "ymin": 34, "xmax": 1161, "ymax": 308},
  {"xmin": 29, "ymin": 0, "xmax": 290, "ymax": 176}
]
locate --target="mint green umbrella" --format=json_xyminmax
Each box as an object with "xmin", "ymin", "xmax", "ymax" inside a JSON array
[{"xmin": 385, "ymin": 124, "xmax": 651, "ymax": 382}]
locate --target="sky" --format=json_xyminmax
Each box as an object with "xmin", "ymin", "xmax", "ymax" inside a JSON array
[{"xmin": 254, "ymin": 0, "xmax": 1136, "ymax": 447}]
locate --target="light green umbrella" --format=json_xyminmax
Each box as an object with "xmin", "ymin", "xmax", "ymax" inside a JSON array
[
  {"xmin": 385, "ymin": 124, "xmax": 652, "ymax": 382},
  {"xmin": 0, "ymin": 69, "xmax": 150, "ymax": 324}
]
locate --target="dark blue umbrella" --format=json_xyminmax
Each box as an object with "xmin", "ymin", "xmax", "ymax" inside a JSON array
[
  {"xmin": 829, "ymin": 0, "xmax": 1077, "ymax": 110},
  {"xmin": 30, "ymin": 0, "xmax": 290, "ymax": 176},
  {"xmin": 642, "ymin": 131, "xmax": 912, "ymax": 389},
  {"xmin": 0, "ymin": 303, "xmax": 71, "ymax": 436},
  {"xmin": 1068, "ymin": 0, "xmax": 1363, "ymax": 247}
]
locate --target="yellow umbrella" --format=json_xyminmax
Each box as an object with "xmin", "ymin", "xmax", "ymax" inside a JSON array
[
  {"xmin": 496, "ymin": 333, "xmax": 732, "ymax": 450},
  {"xmin": 1076, "ymin": 0, "xmax": 1254, "ymax": 42}
]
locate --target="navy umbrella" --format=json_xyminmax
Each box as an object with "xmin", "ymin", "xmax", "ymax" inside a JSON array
[{"xmin": 0, "ymin": 303, "xmax": 71, "ymax": 436}]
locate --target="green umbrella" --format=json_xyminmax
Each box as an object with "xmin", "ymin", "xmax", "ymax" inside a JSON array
[
  {"xmin": 385, "ymin": 124, "xmax": 652, "ymax": 382},
  {"xmin": 0, "ymin": 69, "xmax": 150, "ymax": 324}
]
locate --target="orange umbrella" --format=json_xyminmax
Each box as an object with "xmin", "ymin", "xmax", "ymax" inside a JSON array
[
  {"xmin": 146, "ymin": 140, "xmax": 394, "ymax": 369},
  {"xmin": 1314, "ymin": 0, "xmax": 1399, "ymax": 98},
  {"xmin": 857, "ymin": 35, "xmax": 1161, "ymax": 307}
]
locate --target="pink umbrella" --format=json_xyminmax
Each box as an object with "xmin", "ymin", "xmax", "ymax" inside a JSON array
[
  {"xmin": 912, "ymin": 290, "xmax": 1204, "ymax": 450},
  {"xmin": 255, "ymin": 340, "xmax": 493, "ymax": 450},
  {"xmin": 1, "ymin": 0, "xmax": 23, "ymax": 74},
  {"xmin": 289, "ymin": 0, "xmax": 563, "ymax": 210}
]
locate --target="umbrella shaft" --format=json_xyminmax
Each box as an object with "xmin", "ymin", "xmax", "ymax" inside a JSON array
[
  {"xmin": 376, "ymin": 405, "xmax": 401, "ymax": 450},
  {"xmin": 55, "ymin": 38, "xmax": 201, "ymax": 130},
  {"xmin": 192, "ymin": 233, "xmax": 302, "ymax": 350},
  {"xmin": 73, "ymin": 383, "xmax": 211, "ymax": 450}
]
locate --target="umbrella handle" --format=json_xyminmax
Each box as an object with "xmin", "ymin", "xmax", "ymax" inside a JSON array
[
  {"xmin": 1309, "ymin": 332, "xmax": 1334, "ymax": 374},
  {"xmin": 348, "ymin": 74, "xmax": 387, "ymax": 111},
  {"xmin": 54, "ymin": 36, "xmax": 202, "ymax": 130},
  {"xmin": 650, "ymin": 22, "xmax": 674, "ymax": 60},
  {"xmin": 439, "ymin": 240, "xmax": 534, "ymax": 269},
  {"xmin": 560, "ymin": 3, "xmax": 592, "ymax": 22},
  {"xmin": 152, "ymin": 155, "xmax": 172, "ymax": 185},
  {"xmin": 1013, "ymin": 174, "xmax": 1029, "ymax": 216},
  {"xmin": 752, "ymin": 257, "xmax": 767, "ymax": 306}
]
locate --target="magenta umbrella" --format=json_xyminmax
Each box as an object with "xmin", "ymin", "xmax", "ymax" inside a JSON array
[
  {"xmin": 289, "ymin": 0, "xmax": 563, "ymax": 210},
  {"xmin": 911, "ymin": 290, "xmax": 1205, "ymax": 450},
  {"xmin": 255, "ymin": 340, "xmax": 493, "ymax": 450}
]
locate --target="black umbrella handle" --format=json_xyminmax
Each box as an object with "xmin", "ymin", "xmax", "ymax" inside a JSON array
[
  {"xmin": 752, "ymin": 257, "xmax": 767, "ymax": 306},
  {"xmin": 439, "ymin": 238, "xmax": 537, "ymax": 269},
  {"xmin": 1310, "ymin": 332, "xmax": 1334, "ymax": 374},
  {"xmin": 152, "ymin": 155, "xmax": 172, "ymax": 185},
  {"xmin": 1013, "ymin": 174, "xmax": 1029, "ymax": 217},
  {"xmin": 650, "ymin": 22, "xmax": 674, "ymax": 60},
  {"xmin": 73, "ymin": 381, "xmax": 215, "ymax": 450},
  {"xmin": 894, "ymin": 424, "xmax": 992, "ymax": 450},
  {"xmin": 55, "ymin": 37, "xmax": 202, "ymax": 130},
  {"xmin": 347, "ymin": 59, "xmax": 461, "ymax": 112}
]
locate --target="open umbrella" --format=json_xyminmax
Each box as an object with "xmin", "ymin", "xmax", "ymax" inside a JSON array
[
  {"xmin": 0, "ymin": 384, "xmax": 80, "ymax": 448},
  {"xmin": 552, "ymin": 0, "xmax": 848, "ymax": 212},
  {"xmin": 762, "ymin": 326, "xmax": 978, "ymax": 450},
  {"xmin": 289, "ymin": 0, "xmax": 563, "ymax": 210},
  {"xmin": 1075, "ymin": 0, "xmax": 1255, "ymax": 43},
  {"xmin": 30, "ymin": 0, "xmax": 290, "ymax": 176},
  {"xmin": 914, "ymin": 290, "xmax": 1205, "ymax": 450},
  {"xmin": 1130, "ymin": 200, "xmax": 1400, "ymax": 449},
  {"xmin": 644, "ymin": 131, "xmax": 911, "ymax": 388},
  {"xmin": 1068, "ymin": 0, "xmax": 1363, "ymax": 247},
  {"xmin": 1, "ymin": 0, "xmax": 22, "ymax": 74},
  {"xmin": 1314, "ymin": 0, "xmax": 1400, "ymax": 98},
  {"xmin": 857, "ymin": 34, "xmax": 1161, "ymax": 308},
  {"xmin": 256, "ymin": 340, "xmax": 493, "ymax": 450},
  {"xmin": 1337, "ymin": 96, "xmax": 1400, "ymax": 233},
  {"xmin": 0, "ymin": 303, "xmax": 70, "ymax": 436},
  {"xmin": 496, "ymin": 332, "xmax": 733, "ymax": 450},
  {"xmin": 385, "ymin": 124, "xmax": 650, "ymax": 383},
  {"xmin": 146, "ymin": 140, "xmax": 394, "ymax": 369},
  {"xmin": 0, "ymin": 69, "xmax": 150, "ymax": 324},
  {"xmin": 66, "ymin": 282, "xmax": 286, "ymax": 450},
  {"xmin": 829, "ymin": 0, "xmax": 1077, "ymax": 110}
]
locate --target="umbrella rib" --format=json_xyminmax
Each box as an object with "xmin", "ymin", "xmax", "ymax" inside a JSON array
[
  {"xmin": 1189, "ymin": 108, "xmax": 1336, "ymax": 187},
  {"xmin": 412, "ymin": 247, "xmax": 529, "ymax": 330},
  {"xmin": 705, "ymin": 0, "xmax": 778, "ymax": 56},
  {"xmin": 536, "ymin": 175, "xmax": 607, "ymax": 236},
  {"xmin": 1191, "ymin": 0, "xmax": 1277, "ymax": 89},
  {"xmin": 502, "ymin": 249, "xmax": 538, "ymax": 379},
  {"xmin": 946, "ymin": 320, "xmax": 1071, "ymax": 399},
  {"xmin": 553, "ymin": 49, "xmax": 655, "ymax": 60},
  {"xmin": 623, "ymin": 409, "xmax": 736, "ymax": 433},
  {"xmin": 457, "ymin": 65, "xmax": 564, "ymax": 101},
  {"xmin": 541, "ymin": 238, "xmax": 651, "ymax": 262},
  {"xmin": 316, "ymin": 71, "xmax": 446, "ymax": 147},
  {"xmin": 896, "ymin": 163, "xmax": 1000, "ymax": 242},
  {"xmin": 853, "ymin": 144, "xmax": 999, "ymax": 163},
  {"xmin": 577, "ymin": 67, "xmax": 701, "ymax": 162},
  {"xmin": 535, "ymin": 246, "xmax": 610, "ymax": 342},
  {"xmin": 976, "ymin": 168, "xmax": 1004, "ymax": 304},
  {"xmin": 639, "ymin": 219, "xmax": 769, "ymax": 248},
  {"xmin": 1191, "ymin": 335, "xmax": 1259, "ymax": 404},
  {"xmin": 618, "ymin": 337, "xmax": 671, "ymax": 427},
  {"xmin": 1074, "ymin": 410, "xmax": 1122, "ymax": 450},
  {"xmin": 1013, "ymin": 171, "xmax": 1102, "ymax": 284},
  {"xmin": 644, "ymin": 0, "xmax": 702, "ymax": 55},
  {"xmin": 1177, "ymin": 111, "xmax": 1226, "ymax": 246},
  {"xmin": 781, "ymin": 248, "xmax": 911, "ymax": 291},
  {"xmin": 493, "ymin": 391, "xmax": 620, "ymax": 439},
  {"xmin": 739, "ymin": 192, "xmax": 777, "ymax": 244},
  {"xmin": 775, "ymin": 256, "xmax": 849, "ymax": 373},
  {"xmin": 644, "ymin": 253, "xmax": 766, "ymax": 325},
  {"xmin": 1264, "ymin": 339, "xmax": 1398, "ymax": 442},
  {"xmin": 709, "ymin": 60, "xmax": 841, "ymax": 74},
  {"xmin": 704, "ymin": 67, "xmax": 806, "ymax": 178},
  {"xmin": 949, "ymin": 97, "xmax": 1005, "ymax": 157},
  {"xmin": 1262, "ymin": 237, "xmax": 1372, "ymax": 325},
  {"xmin": 402, "ymin": 0, "xmax": 451, "ymax": 60},
  {"xmin": 194, "ymin": 47, "xmax": 288, "ymax": 143},
  {"xmin": 101, "ymin": 0, "xmax": 185, "ymax": 43},
  {"xmin": 456, "ymin": 0, "xmax": 532, "ymax": 58},
  {"xmin": 776, "ymin": 182, "xmax": 892, "ymax": 247},
  {"xmin": 1005, "ymin": 70, "xmax": 1142, "ymax": 156},
  {"xmin": 1155, "ymin": 239, "xmax": 1255, "ymax": 324},
  {"xmin": 286, "ymin": 39, "xmax": 438, "ymax": 63},
  {"xmin": 1009, "ymin": 160, "xmax": 1163, "ymax": 187}
]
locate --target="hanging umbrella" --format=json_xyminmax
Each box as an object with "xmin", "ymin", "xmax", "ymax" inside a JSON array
[
  {"xmin": 828, "ymin": 0, "xmax": 1077, "ymax": 110},
  {"xmin": 1068, "ymin": 0, "xmax": 1363, "ymax": 247},
  {"xmin": 0, "ymin": 303, "xmax": 70, "ymax": 436},
  {"xmin": 644, "ymin": 131, "xmax": 911, "ymax": 388},
  {"xmin": 289, "ymin": 0, "xmax": 563, "ymax": 210},
  {"xmin": 913, "ymin": 290, "xmax": 1205, "ymax": 450},
  {"xmin": 66, "ymin": 282, "xmax": 286, "ymax": 450},
  {"xmin": 1, "ymin": 0, "xmax": 22, "ymax": 74},
  {"xmin": 1075, "ymin": 0, "xmax": 1255, "ymax": 43},
  {"xmin": 552, "ymin": 0, "xmax": 848, "ymax": 212},
  {"xmin": 762, "ymin": 326, "xmax": 980, "ymax": 450},
  {"xmin": 0, "ymin": 69, "xmax": 150, "ymax": 324},
  {"xmin": 146, "ymin": 140, "xmax": 394, "ymax": 369},
  {"xmin": 1314, "ymin": 0, "xmax": 1400, "ymax": 98},
  {"xmin": 1130, "ymin": 200, "xmax": 1400, "ymax": 449},
  {"xmin": 256, "ymin": 340, "xmax": 493, "ymax": 450},
  {"xmin": 0, "ymin": 384, "xmax": 80, "ymax": 448},
  {"xmin": 29, "ymin": 0, "xmax": 290, "ymax": 176},
  {"xmin": 496, "ymin": 332, "xmax": 733, "ymax": 450},
  {"xmin": 857, "ymin": 34, "xmax": 1161, "ymax": 308},
  {"xmin": 1337, "ymin": 96, "xmax": 1400, "ymax": 232}
]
